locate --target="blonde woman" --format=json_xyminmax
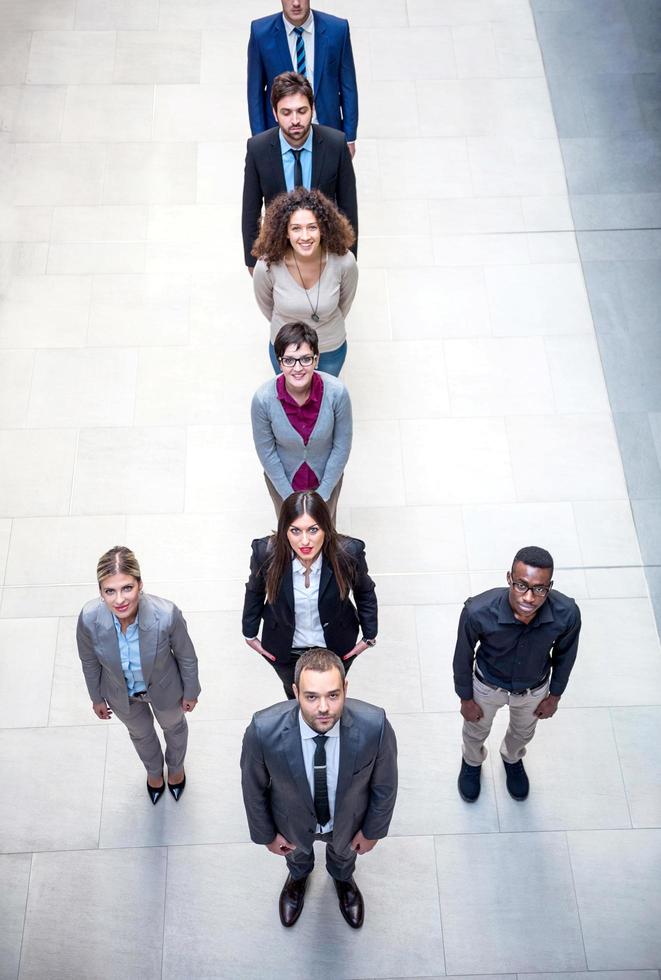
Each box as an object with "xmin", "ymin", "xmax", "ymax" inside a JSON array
[{"xmin": 77, "ymin": 546, "xmax": 200, "ymax": 805}]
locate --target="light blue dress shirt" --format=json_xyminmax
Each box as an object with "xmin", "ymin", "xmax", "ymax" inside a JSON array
[
  {"xmin": 113, "ymin": 614, "xmax": 145, "ymax": 697},
  {"xmin": 279, "ymin": 127, "xmax": 313, "ymax": 191},
  {"xmin": 299, "ymin": 712, "xmax": 340, "ymax": 832}
]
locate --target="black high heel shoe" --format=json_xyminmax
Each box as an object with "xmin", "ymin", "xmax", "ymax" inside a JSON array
[
  {"xmin": 168, "ymin": 773, "xmax": 186, "ymax": 802},
  {"xmin": 147, "ymin": 774, "xmax": 165, "ymax": 805}
]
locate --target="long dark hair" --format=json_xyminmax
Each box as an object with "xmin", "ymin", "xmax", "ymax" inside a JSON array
[{"xmin": 265, "ymin": 492, "xmax": 355, "ymax": 603}]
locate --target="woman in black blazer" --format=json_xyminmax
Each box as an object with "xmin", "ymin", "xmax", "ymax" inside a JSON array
[{"xmin": 242, "ymin": 491, "xmax": 377, "ymax": 698}]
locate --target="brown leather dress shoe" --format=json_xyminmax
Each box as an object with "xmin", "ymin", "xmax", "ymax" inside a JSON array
[
  {"xmin": 279, "ymin": 873, "xmax": 308, "ymax": 927},
  {"xmin": 333, "ymin": 876, "xmax": 364, "ymax": 929}
]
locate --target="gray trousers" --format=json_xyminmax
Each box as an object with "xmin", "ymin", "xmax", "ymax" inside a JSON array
[
  {"xmin": 264, "ymin": 473, "xmax": 343, "ymax": 524},
  {"xmin": 286, "ymin": 830, "xmax": 356, "ymax": 882},
  {"xmin": 110, "ymin": 693, "xmax": 188, "ymax": 778},
  {"xmin": 462, "ymin": 674, "xmax": 550, "ymax": 766}
]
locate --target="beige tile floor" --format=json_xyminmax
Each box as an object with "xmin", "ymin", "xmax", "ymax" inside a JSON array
[{"xmin": 0, "ymin": 1, "xmax": 660, "ymax": 977}]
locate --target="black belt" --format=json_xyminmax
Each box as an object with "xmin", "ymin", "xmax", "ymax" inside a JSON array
[{"xmin": 475, "ymin": 670, "xmax": 548, "ymax": 696}]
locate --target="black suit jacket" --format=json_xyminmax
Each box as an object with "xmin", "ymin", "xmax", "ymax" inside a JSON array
[
  {"xmin": 242, "ymin": 535, "xmax": 377, "ymax": 664},
  {"xmin": 241, "ymin": 123, "xmax": 358, "ymax": 267},
  {"xmin": 240, "ymin": 698, "xmax": 398, "ymax": 854}
]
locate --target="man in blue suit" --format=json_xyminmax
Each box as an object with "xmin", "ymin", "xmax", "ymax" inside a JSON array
[{"xmin": 247, "ymin": 0, "xmax": 358, "ymax": 156}]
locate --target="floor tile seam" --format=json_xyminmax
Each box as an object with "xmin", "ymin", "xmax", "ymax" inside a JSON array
[
  {"xmin": 410, "ymin": 591, "xmax": 427, "ymax": 712},
  {"xmin": 431, "ymin": 834, "xmax": 449, "ymax": 977},
  {"xmin": 7, "ymin": 825, "xmax": 660, "ymax": 863},
  {"xmin": 560, "ymin": 829, "xmax": 590, "ymax": 971},
  {"xmin": 16, "ymin": 850, "xmax": 34, "ymax": 980},
  {"xmin": 44, "ymin": 613, "xmax": 60, "ymax": 728},
  {"xmin": 96, "ymin": 720, "xmax": 109, "ymax": 848},
  {"xmin": 606, "ymin": 706, "xmax": 635, "ymax": 830},
  {"xmin": 159, "ymin": 845, "xmax": 168, "ymax": 980}
]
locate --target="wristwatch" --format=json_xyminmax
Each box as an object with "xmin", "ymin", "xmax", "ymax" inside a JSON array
[{"xmin": 361, "ymin": 637, "xmax": 377, "ymax": 647}]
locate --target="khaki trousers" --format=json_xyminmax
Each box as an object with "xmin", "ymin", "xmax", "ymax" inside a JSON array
[
  {"xmin": 110, "ymin": 693, "xmax": 188, "ymax": 778},
  {"xmin": 264, "ymin": 473, "xmax": 343, "ymax": 524},
  {"xmin": 462, "ymin": 675, "xmax": 549, "ymax": 766}
]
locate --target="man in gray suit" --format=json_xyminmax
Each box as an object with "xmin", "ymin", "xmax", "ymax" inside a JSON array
[{"xmin": 240, "ymin": 648, "xmax": 398, "ymax": 928}]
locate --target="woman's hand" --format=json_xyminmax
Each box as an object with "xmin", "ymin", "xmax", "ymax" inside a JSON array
[
  {"xmin": 93, "ymin": 701, "xmax": 112, "ymax": 720},
  {"xmin": 244, "ymin": 637, "xmax": 276, "ymax": 662},
  {"xmin": 342, "ymin": 639, "xmax": 370, "ymax": 661}
]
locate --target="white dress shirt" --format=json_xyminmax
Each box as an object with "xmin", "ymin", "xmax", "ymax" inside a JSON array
[
  {"xmin": 299, "ymin": 711, "xmax": 340, "ymax": 832},
  {"xmin": 291, "ymin": 554, "xmax": 326, "ymax": 649},
  {"xmin": 283, "ymin": 11, "xmax": 315, "ymax": 91}
]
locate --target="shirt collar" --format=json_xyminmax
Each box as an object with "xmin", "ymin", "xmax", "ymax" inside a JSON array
[
  {"xmin": 497, "ymin": 589, "xmax": 555, "ymax": 627},
  {"xmin": 299, "ymin": 711, "xmax": 341, "ymax": 740},
  {"xmin": 283, "ymin": 11, "xmax": 313, "ymax": 34},
  {"xmin": 292, "ymin": 553, "xmax": 322, "ymax": 576},
  {"xmin": 112, "ymin": 613, "xmax": 139, "ymax": 633},
  {"xmin": 278, "ymin": 126, "xmax": 313, "ymax": 159}
]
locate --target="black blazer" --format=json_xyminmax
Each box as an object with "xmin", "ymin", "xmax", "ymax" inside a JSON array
[
  {"xmin": 242, "ymin": 535, "xmax": 377, "ymax": 664},
  {"xmin": 241, "ymin": 123, "xmax": 359, "ymax": 267}
]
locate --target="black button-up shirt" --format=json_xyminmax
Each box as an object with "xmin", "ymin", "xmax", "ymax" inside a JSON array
[{"xmin": 452, "ymin": 587, "xmax": 581, "ymax": 701}]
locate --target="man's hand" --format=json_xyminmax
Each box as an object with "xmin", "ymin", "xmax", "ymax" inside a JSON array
[
  {"xmin": 247, "ymin": 267, "xmax": 254, "ymax": 277},
  {"xmin": 347, "ymin": 141, "xmax": 356, "ymax": 159},
  {"xmin": 266, "ymin": 833, "xmax": 296, "ymax": 856},
  {"xmin": 244, "ymin": 637, "xmax": 276, "ymax": 662},
  {"xmin": 182, "ymin": 698, "xmax": 198, "ymax": 712},
  {"xmin": 350, "ymin": 830, "xmax": 377, "ymax": 854},
  {"xmin": 460, "ymin": 698, "xmax": 483, "ymax": 722},
  {"xmin": 342, "ymin": 639, "xmax": 369, "ymax": 661},
  {"xmin": 93, "ymin": 701, "xmax": 112, "ymax": 720},
  {"xmin": 535, "ymin": 694, "xmax": 560, "ymax": 719}
]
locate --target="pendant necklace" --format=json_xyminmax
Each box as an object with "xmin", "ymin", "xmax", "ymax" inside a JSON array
[{"xmin": 292, "ymin": 248, "xmax": 322, "ymax": 323}]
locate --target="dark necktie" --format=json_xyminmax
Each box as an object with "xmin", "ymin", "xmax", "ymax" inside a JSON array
[
  {"xmin": 313, "ymin": 734, "xmax": 331, "ymax": 827},
  {"xmin": 293, "ymin": 26, "xmax": 306, "ymax": 76},
  {"xmin": 291, "ymin": 148, "xmax": 303, "ymax": 188}
]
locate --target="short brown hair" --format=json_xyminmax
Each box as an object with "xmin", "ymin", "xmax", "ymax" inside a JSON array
[
  {"xmin": 273, "ymin": 321, "xmax": 319, "ymax": 359},
  {"xmin": 270, "ymin": 71, "xmax": 314, "ymax": 113},
  {"xmin": 294, "ymin": 648, "xmax": 346, "ymax": 687},
  {"xmin": 252, "ymin": 187, "xmax": 355, "ymax": 264}
]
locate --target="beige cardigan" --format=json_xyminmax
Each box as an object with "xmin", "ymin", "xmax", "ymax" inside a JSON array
[{"xmin": 253, "ymin": 250, "xmax": 358, "ymax": 352}]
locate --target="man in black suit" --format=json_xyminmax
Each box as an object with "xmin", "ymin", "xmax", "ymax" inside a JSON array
[
  {"xmin": 241, "ymin": 70, "xmax": 358, "ymax": 270},
  {"xmin": 240, "ymin": 648, "xmax": 398, "ymax": 929}
]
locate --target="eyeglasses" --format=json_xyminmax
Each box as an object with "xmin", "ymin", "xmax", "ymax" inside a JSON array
[
  {"xmin": 280, "ymin": 354, "xmax": 316, "ymax": 368},
  {"xmin": 510, "ymin": 578, "xmax": 552, "ymax": 597},
  {"xmin": 279, "ymin": 354, "xmax": 316, "ymax": 368}
]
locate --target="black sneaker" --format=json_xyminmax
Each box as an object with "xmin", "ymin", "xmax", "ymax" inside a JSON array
[
  {"xmin": 457, "ymin": 760, "xmax": 482, "ymax": 802},
  {"xmin": 503, "ymin": 758, "xmax": 529, "ymax": 800}
]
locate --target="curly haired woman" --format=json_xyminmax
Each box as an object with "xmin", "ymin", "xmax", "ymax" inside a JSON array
[{"xmin": 252, "ymin": 187, "xmax": 358, "ymax": 376}]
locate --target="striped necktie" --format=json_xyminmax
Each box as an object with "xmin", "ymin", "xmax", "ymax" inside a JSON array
[
  {"xmin": 293, "ymin": 26, "xmax": 307, "ymax": 77},
  {"xmin": 313, "ymin": 734, "xmax": 331, "ymax": 827}
]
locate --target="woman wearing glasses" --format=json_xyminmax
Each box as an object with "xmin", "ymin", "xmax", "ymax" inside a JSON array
[
  {"xmin": 252, "ymin": 187, "xmax": 357, "ymax": 377},
  {"xmin": 242, "ymin": 490, "xmax": 377, "ymax": 698},
  {"xmin": 251, "ymin": 321, "xmax": 352, "ymax": 522}
]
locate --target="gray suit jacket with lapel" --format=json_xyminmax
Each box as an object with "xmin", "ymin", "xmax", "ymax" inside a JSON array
[
  {"xmin": 240, "ymin": 698, "xmax": 397, "ymax": 854},
  {"xmin": 77, "ymin": 593, "xmax": 201, "ymax": 714}
]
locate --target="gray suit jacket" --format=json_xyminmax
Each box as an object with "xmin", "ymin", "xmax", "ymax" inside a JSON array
[
  {"xmin": 251, "ymin": 370, "xmax": 352, "ymax": 501},
  {"xmin": 76, "ymin": 593, "xmax": 201, "ymax": 714},
  {"xmin": 240, "ymin": 698, "xmax": 398, "ymax": 854}
]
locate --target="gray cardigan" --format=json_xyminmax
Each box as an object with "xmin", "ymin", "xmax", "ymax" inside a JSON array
[{"xmin": 250, "ymin": 370, "xmax": 352, "ymax": 500}]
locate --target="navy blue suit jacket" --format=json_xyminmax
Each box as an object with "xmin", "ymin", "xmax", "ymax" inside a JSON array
[{"xmin": 247, "ymin": 9, "xmax": 358, "ymax": 141}]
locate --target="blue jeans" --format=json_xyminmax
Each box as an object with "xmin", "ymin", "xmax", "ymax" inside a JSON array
[{"xmin": 268, "ymin": 341, "xmax": 348, "ymax": 377}]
